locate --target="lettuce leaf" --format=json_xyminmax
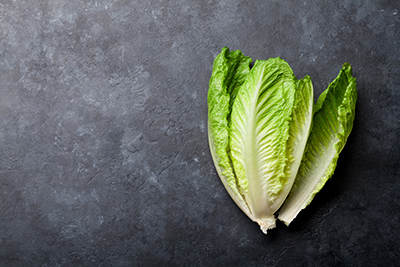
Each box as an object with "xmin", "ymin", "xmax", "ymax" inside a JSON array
[
  {"xmin": 278, "ymin": 63, "xmax": 357, "ymax": 225},
  {"xmin": 229, "ymin": 58, "xmax": 297, "ymax": 231},
  {"xmin": 207, "ymin": 47, "xmax": 254, "ymax": 220},
  {"xmin": 276, "ymin": 76, "xmax": 314, "ymax": 216}
]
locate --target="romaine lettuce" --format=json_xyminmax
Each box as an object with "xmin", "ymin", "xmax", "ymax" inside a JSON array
[{"xmin": 207, "ymin": 47, "xmax": 356, "ymax": 234}]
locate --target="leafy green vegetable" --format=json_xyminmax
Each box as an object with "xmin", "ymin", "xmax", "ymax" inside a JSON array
[
  {"xmin": 208, "ymin": 47, "xmax": 255, "ymax": 221},
  {"xmin": 229, "ymin": 58, "xmax": 297, "ymax": 232},
  {"xmin": 278, "ymin": 63, "xmax": 357, "ymax": 225},
  {"xmin": 208, "ymin": 47, "xmax": 356, "ymax": 234}
]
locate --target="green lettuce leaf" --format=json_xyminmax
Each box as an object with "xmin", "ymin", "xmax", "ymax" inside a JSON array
[
  {"xmin": 276, "ymin": 76, "xmax": 314, "ymax": 215},
  {"xmin": 229, "ymin": 58, "xmax": 297, "ymax": 232},
  {"xmin": 207, "ymin": 47, "xmax": 254, "ymax": 220},
  {"xmin": 278, "ymin": 63, "xmax": 357, "ymax": 225}
]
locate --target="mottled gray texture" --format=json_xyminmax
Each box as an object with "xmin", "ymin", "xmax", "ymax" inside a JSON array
[{"xmin": 0, "ymin": 0, "xmax": 399, "ymax": 266}]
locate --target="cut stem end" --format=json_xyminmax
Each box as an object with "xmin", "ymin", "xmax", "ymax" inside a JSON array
[{"xmin": 257, "ymin": 217, "xmax": 276, "ymax": 234}]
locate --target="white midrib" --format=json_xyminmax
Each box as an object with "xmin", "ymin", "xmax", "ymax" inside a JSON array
[
  {"xmin": 244, "ymin": 67, "xmax": 272, "ymax": 220},
  {"xmin": 278, "ymin": 132, "xmax": 340, "ymax": 224}
]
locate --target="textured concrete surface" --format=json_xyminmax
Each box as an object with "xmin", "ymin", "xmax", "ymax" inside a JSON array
[{"xmin": 0, "ymin": 0, "xmax": 399, "ymax": 266}]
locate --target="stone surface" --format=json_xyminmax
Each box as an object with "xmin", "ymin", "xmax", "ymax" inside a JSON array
[{"xmin": 0, "ymin": 0, "xmax": 399, "ymax": 266}]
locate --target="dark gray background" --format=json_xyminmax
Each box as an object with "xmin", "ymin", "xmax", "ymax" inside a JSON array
[{"xmin": 1, "ymin": 0, "xmax": 399, "ymax": 266}]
